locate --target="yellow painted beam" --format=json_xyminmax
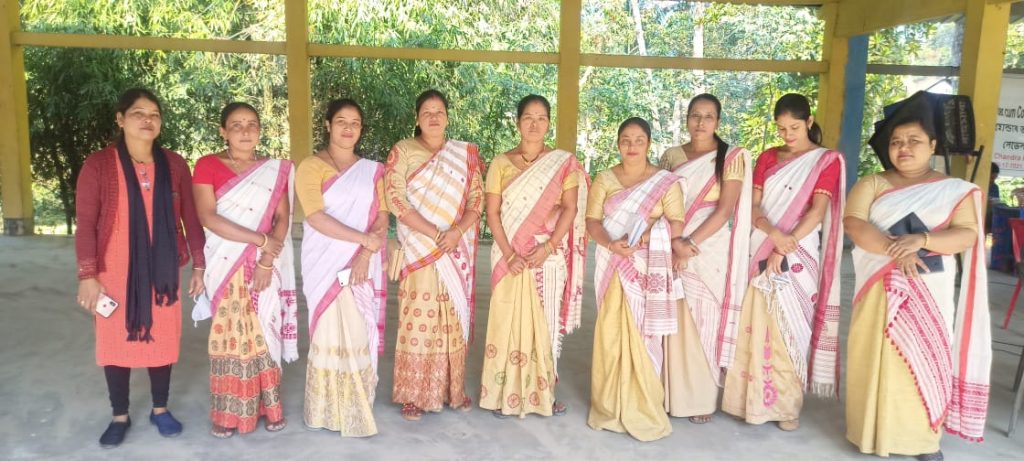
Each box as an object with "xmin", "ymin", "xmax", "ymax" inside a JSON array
[
  {"xmin": 959, "ymin": 0, "xmax": 1011, "ymax": 205},
  {"xmin": 556, "ymin": 0, "xmax": 582, "ymax": 153},
  {"xmin": 711, "ymin": 0, "xmax": 837, "ymax": 4},
  {"xmin": 0, "ymin": 0, "xmax": 34, "ymax": 234},
  {"xmin": 817, "ymin": 3, "xmax": 847, "ymax": 149},
  {"xmin": 13, "ymin": 31, "xmax": 286, "ymax": 55},
  {"xmin": 285, "ymin": 0, "xmax": 312, "ymax": 222},
  {"xmin": 835, "ymin": 0, "xmax": 967, "ymax": 37},
  {"xmin": 309, "ymin": 44, "xmax": 558, "ymax": 65},
  {"xmin": 579, "ymin": 54, "xmax": 826, "ymax": 74}
]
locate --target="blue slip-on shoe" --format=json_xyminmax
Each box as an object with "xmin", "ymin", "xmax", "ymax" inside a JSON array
[
  {"xmin": 99, "ymin": 417, "xmax": 131, "ymax": 448},
  {"xmin": 149, "ymin": 410, "xmax": 183, "ymax": 437}
]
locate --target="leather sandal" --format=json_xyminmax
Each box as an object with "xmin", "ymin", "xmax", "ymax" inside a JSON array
[
  {"xmin": 401, "ymin": 403, "xmax": 423, "ymax": 421},
  {"xmin": 210, "ymin": 425, "xmax": 235, "ymax": 439},
  {"xmin": 454, "ymin": 396, "xmax": 473, "ymax": 412},
  {"xmin": 688, "ymin": 414, "xmax": 713, "ymax": 424},
  {"xmin": 265, "ymin": 417, "xmax": 287, "ymax": 432}
]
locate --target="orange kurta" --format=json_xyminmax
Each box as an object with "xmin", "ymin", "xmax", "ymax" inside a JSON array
[{"xmin": 94, "ymin": 158, "xmax": 181, "ymax": 367}]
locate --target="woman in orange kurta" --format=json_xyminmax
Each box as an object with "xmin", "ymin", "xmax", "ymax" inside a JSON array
[{"xmin": 75, "ymin": 88, "xmax": 205, "ymax": 448}]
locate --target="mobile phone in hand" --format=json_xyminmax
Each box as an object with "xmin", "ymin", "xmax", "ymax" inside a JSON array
[{"xmin": 95, "ymin": 294, "xmax": 119, "ymax": 318}]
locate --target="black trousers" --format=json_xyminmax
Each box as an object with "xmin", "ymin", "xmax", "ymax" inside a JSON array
[{"xmin": 103, "ymin": 365, "xmax": 172, "ymax": 416}]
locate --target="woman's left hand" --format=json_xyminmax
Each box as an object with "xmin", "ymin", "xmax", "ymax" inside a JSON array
[
  {"xmin": 524, "ymin": 244, "xmax": 551, "ymax": 267},
  {"xmin": 437, "ymin": 228, "xmax": 461, "ymax": 253},
  {"xmin": 886, "ymin": 233, "xmax": 926, "ymax": 260},
  {"xmin": 350, "ymin": 253, "xmax": 371, "ymax": 286},
  {"xmin": 672, "ymin": 253, "xmax": 689, "ymax": 272},
  {"xmin": 252, "ymin": 260, "xmax": 273, "ymax": 292},
  {"xmin": 188, "ymin": 270, "xmax": 205, "ymax": 297}
]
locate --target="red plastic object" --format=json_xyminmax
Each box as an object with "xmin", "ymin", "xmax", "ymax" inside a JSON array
[{"xmin": 1003, "ymin": 218, "xmax": 1024, "ymax": 329}]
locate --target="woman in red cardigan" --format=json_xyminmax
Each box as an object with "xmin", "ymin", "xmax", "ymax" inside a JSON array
[{"xmin": 75, "ymin": 88, "xmax": 206, "ymax": 448}]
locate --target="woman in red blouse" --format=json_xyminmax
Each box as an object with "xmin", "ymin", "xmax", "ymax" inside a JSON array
[
  {"xmin": 74, "ymin": 88, "xmax": 206, "ymax": 447},
  {"xmin": 721, "ymin": 93, "xmax": 846, "ymax": 432}
]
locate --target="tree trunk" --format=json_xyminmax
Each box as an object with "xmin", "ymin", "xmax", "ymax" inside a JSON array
[
  {"xmin": 692, "ymin": 2, "xmax": 706, "ymax": 93},
  {"xmin": 629, "ymin": 0, "xmax": 663, "ymax": 143}
]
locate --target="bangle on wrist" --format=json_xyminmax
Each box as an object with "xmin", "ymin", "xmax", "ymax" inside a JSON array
[
  {"xmin": 434, "ymin": 228, "xmax": 442, "ymax": 241},
  {"xmin": 257, "ymin": 233, "xmax": 268, "ymax": 249},
  {"xmin": 256, "ymin": 261, "xmax": 273, "ymax": 270},
  {"xmin": 922, "ymin": 232, "xmax": 930, "ymax": 249},
  {"xmin": 545, "ymin": 241, "xmax": 555, "ymax": 254},
  {"xmin": 193, "ymin": 267, "xmax": 205, "ymax": 271},
  {"xmin": 506, "ymin": 253, "xmax": 516, "ymax": 263}
]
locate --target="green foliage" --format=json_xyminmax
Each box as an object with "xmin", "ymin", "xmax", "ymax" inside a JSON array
[
  {"xmin": 858, "ymin": 21, "xmax": 962, "ymax": 179},
  {"xmin": 19, "ymin": 1, "xmax": 1006, "ymax": 237},
  {"xmin": 1007, "ymin": 22, "xmax": 1024, "ymax": 70}
]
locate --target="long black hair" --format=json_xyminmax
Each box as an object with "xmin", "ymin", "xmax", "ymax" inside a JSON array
[
  {"xmin": 773, "ymin": 93, "xmax": 822, "ymax": 146},
  {"xmin": 689, "ymin": 93, "xmax": 729, "ymax": 183},
  {"xmin": 413, "ymin": 89, "xmax": 449, "ymax": 137}
]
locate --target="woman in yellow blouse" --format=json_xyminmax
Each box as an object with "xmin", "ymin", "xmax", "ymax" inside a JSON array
[
  {"xmin": 479, "ymin": 95, "xmax": 589, "ymax": 419},
  {"xmin": 297, "ymin": 98, "xmax": 388, "ymax": 437},
  {"xmin": 844, "ymin": 96, "xmax": 990, "ymax": 460},
  {"xmin": 658, "ymin": 94, "xmax": 752, "ymax": 424},
  {"xmin": 384, "ymin": 90, "xmax": 484, "ymax": 421},
  {"xmin": 586, "ymin": 117, "xmax": 687, "ymax": 441}
]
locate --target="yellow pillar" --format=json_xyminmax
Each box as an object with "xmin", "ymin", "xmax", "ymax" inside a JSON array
[
  {"xmin": 555, "ymin": 0, "xmax": 582, "ymax": 153},
  {"xmin": 958, "ymin": 0, "xmax": 1010, "ymax": 207},
  {"xmin": 284, "ymin": 0, "xmax": 312, "ymax": 222},
  {"xmin": 0, "ymin": 0, "xmax": 33, "ymax": 234},
  {"xmin": 817, "ymin": 3, "xmax": 848, "ymax": 150}
]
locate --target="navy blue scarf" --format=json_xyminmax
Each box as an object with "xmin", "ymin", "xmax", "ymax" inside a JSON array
[{"xmin": 116, "ymin": 140, "xmax": 179, "ymax": 342}]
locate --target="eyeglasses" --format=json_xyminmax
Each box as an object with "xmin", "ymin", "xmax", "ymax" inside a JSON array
[{"xmin": 687, "ymin": 113, "xmax": 717, "ymax": 124}]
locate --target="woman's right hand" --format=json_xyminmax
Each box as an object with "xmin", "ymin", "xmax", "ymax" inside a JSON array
[
  {"xmin": 77, "ymin": 278, "xmax": 104, "ymax": 314},
  {"xmin": 896, "ymin": 254, "xmax": 929, "ymax": 278},
  {"xmin": 261, "ymin": 235, "xmax": 284, "ymax": 257},
  {"xmin": 608, "ymin": 238, "xmax": 637, "ymax": 258},
  {"xmin": 508, "ymin": 254, "xmax": 528, "ymax": 275},
  {"xmin": 769, "ymin": 229, "xmax": 798, "ymax": 255},
  {"xmin": 361, "ymin": 232, "xmax": 386, "ymax": 252},
  {"xmin": 764, "ymin": 252, "xmax": 786, "ymax": 276}
]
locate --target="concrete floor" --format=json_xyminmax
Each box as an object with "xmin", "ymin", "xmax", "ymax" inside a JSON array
[{"xmin": 2, "ymin": 235, "xmax": 1024, "ymax": 460}]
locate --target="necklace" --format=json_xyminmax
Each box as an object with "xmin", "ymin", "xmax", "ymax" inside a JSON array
[
  {"xmin": 225, "ymin": 148, "xmax": 257, "ymax": 171},
  {"xmin": 323, "ymin": 148, "xmax": 357, "ymax": 172},
  {"xmin": 128, "ymin": 153, "xmax": 152, "ymax": 191},
  {"xmin": 519, "ymin": 148, "xmax": 542, "ymax": 166},
  {"xmin": 137, "ymin": 166, "xmax": 151, "ymax": 191}
]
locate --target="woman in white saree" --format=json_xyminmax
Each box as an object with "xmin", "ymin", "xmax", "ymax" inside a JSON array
[
  {"xmin": 192, "ymin": 102, "xmax": 297, "ymax": 438},
  {"xmin": 845, "ymin": 95, "xmax": 990, "ymax": 461},
  {"xmin": 659, "ymin": 94, "xmax": 752, "ymax": 424},
  {"xmin": 298, "ymin": 98, "xmax": 388, "ymax": 437}
]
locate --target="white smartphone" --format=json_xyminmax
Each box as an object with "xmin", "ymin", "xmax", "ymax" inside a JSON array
[
  {"xmin": 337, "ymin": 268, "xmax": 352, "ymax": 287},
  {"xmin": 95, "ymin": 294, "xmax": 119, "ymax": 318}
]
